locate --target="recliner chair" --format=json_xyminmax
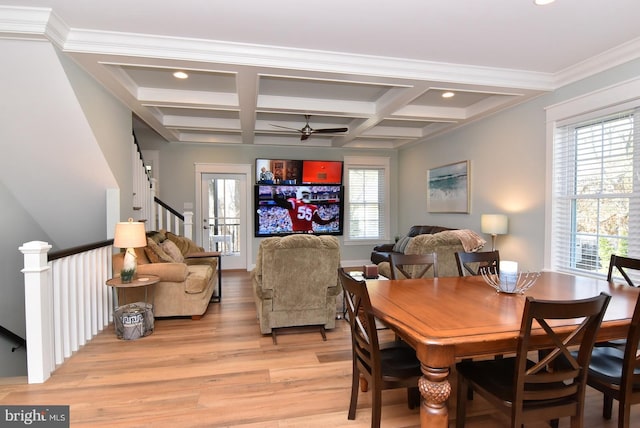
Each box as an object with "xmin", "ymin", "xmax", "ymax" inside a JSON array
[{"xmin": 251, "ymin": 234, "xmax": 341, "ymax": 343}]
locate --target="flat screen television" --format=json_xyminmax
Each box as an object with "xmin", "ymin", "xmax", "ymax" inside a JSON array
[
  {"xmin": 301, "ymin": 160, "xmax": 343, "ymax": 184},
  {"xmin": 255, "ymin": 184, "xmax": 344, "ymax": 237}
]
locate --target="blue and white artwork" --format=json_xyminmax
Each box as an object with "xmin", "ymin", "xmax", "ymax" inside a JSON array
[{"xmin": 427, "ymin": 161, "xmax": 470, "ymax": 213}]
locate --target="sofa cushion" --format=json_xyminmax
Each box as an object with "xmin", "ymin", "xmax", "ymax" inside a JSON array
[
  {"xmin": 184, "ymin": 265, "xmax": 213, "ymax": 294},
  {"xmin": 393, "ymin": 235, "xmax": 412, "ymax": 253},
  {"xmin": 145, "ymin": 237, "xmax": 174, "ymax": 263},
  {"xmin": 161, "ymin": 239, "xmax": 184, "ymax": 263},
  {"xmin": 166, "ymin": 231, "xmax": 204, "ymax": 256}
]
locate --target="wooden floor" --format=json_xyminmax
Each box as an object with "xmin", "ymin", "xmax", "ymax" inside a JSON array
[{"xmin": 0, "ymin": 270, "xmax": 635, "ymax": 427}]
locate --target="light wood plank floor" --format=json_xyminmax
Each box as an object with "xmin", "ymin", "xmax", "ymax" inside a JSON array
[{"xmin": 0, "ymin": 270, "xmax": 636, "ymax": 427}]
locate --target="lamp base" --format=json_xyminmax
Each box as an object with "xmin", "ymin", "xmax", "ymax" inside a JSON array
[{"xmin": 121, "ymin": 247, "xmax": 137, "ymax": 283}]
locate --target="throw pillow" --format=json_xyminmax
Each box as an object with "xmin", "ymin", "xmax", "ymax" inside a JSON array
[
  {"xmin": 166, "ymin": 231, "xmax": 204, "ymax": 255},
  {"xmin": 144, "ymin": 237, "xmax": 174, "ymax": 263},
  {"xmin": 393, "ymin": 235, "xmax": 412, "ymax": 253},
  {"xmin": 161, "ymin": 239, "xmax": 184, "ymax": 263}
]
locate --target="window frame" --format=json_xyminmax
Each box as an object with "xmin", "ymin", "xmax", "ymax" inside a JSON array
[
  {"xmin": 343, "ymin": 156, "xmax": 390, "ymax": 246},
  {"xmin": 545, "ymin": 77, "xmax": 640, "ymax": 275}
]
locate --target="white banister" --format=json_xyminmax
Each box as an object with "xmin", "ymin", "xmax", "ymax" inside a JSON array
[
  {"xmin": 184, "ymin": 211, "xmax": 193, "ymax": 240},
  {"xmin": 21, "ymin": 241, "xmax": 113, "ymax": 384},
  {"xmin": 20, "ymin": 241, "xmax": 53, "ymax": 384}
]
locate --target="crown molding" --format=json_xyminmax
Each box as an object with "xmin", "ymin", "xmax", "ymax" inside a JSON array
[
  {"xmin": 0, "ymin": 6, "xmax": 555, "ymax": 93},
  {"xmin": 63, "ymin": 28, "xmax": 557, "ymax": 92},
  {"xmin": 554, "ymin": 36, "xmax": 640, "ymax": 88}
]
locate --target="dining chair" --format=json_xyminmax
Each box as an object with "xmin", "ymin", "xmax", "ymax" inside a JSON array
[
  {"xmin": 585, "ymin": 290, "xmax": 640, "ymax": 428},
  {"xmin": 455, "ymin": 250, "xmax": 500, "ymax": 277},
  {"xmin": 389, "ymin": 252, "xmax": 438, "ymax": 279},
  {"xmin": 597, "ymin": 254, "xmax": 640, "ymax": 350},
  {"xmin": 455, "ymin": 292, "xmax": 611, "ymax": 428},
  {"xmin": 607, "ymin": 254, "xmax": 640, "ymax": 287},
  {"xmin": 337, "ymin": 268, "xmax": 422, "ymax": 428}
]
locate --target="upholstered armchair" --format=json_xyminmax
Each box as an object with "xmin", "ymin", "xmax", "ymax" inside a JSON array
[{"xmin": 251, "ymin": 234, "xmax": 341, "ymax": 342}]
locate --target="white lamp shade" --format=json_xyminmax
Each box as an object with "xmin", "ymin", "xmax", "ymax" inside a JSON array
[
  {"xmin": 113, "ymin": 219, "xmax": 147, "ymax": 248},
  {"xmin": 481, "ymin": 214, "xmax": 508, "ymax": 235}
]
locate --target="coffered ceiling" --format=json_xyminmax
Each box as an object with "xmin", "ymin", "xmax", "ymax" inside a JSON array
[{"xmin": 2, "ymin": 0, "xmax": 640, "ymax": 149}]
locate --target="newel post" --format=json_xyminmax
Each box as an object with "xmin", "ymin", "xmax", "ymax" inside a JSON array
[
  {"xmin": 19, "ymin": 240, "xmax": 53, "ymax": 384},
  {"xmin": 183, "ymin": 211, "xmax": 194, "ymax": 240}
]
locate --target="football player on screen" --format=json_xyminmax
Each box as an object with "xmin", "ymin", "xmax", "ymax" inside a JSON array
[{"xmin": 273, "ymin": 187, "xmax": 337, "ymax": 233}]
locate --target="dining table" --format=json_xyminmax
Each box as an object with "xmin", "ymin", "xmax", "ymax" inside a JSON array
[{"xmin": 365, "ymin": 271, "xmax": 640, "ymax": 428}]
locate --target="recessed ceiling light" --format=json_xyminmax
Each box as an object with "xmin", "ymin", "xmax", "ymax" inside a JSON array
[
  {"xmin": 173, "ymin": 71, "xmax": 189, "ymax": 79},
  {"xmin": 534, "ymin": 0, "xmax": 555, "ymax": 5},
  {"xmin": 442, "ymin": 91, "xmax": 455, "ymax": 98}
]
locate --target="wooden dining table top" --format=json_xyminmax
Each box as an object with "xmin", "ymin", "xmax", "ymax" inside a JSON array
[
  {"xmin": 364, "ymin": 271, "xmax": 640, "ymax": 428},
  {"xmin": 366, "ymin": 271, "xmax": 639, "ymax": 366}
]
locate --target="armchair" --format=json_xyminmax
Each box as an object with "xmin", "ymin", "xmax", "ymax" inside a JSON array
[{"xmin": 251, "ymin": 234, "xmax": 341, "ymax": 343}]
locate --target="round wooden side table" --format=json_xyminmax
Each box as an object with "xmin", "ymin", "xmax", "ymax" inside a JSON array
[{"xmin": 106, "ymin": 274, "xmax": 160, "ymax": 340}]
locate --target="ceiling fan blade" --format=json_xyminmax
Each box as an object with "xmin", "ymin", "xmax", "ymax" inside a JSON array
[
  {"xmin": 312, "ymin": 127, "xmax": 348, "ymax": 134},
  {"xmin": 300, "ymin": 133, "xmax": 310, "ymax": 141},
  {"xmin": 270, "ymin": 124, "xmax": 302, "ymax": 132}
]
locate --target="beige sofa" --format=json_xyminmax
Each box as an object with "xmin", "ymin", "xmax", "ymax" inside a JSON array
[
  {"xmin": 251, "ymin": 234, "xmax": 341, "ymax": 341},
  {"xmin": 112, "ymin": 231, "xmax": 218, "ymax": 319},
  {"xmin": 377, "ymin": 229, "xmax": 485, "ymax": 278}
]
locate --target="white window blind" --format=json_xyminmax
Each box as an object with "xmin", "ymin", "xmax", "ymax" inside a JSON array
[
  {"xmin": 551, "ymin": 108, "xmax": 640, "ymax": 275},
  {"xmin": 344, "ymin": 157, "xmax": 389, "ymax": 242}
]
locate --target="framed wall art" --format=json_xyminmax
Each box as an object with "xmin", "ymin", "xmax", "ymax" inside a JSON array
[{"xmin": 427, "ymin": 160, "xmax": 470, "ymax": 213}]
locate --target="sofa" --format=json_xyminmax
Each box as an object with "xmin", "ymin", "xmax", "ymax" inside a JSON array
[
  {"xmin": 251, "ymin": 234, "xmax": 341, "ymax": 342},
  {"xmin": 371, "ymin": 225, "xmax": 455, "ymax": 264},
  {"xmin": 374, "ymin": 226, "xmax": 486, "ymax": 278},
  {"xmin": 112, "ymin": 230, "xmax": 218, "ymax": 319}
]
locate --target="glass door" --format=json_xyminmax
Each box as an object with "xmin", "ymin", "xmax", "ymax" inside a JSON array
[{"xmin": 200, "ymin": 173, "xmax": 246, "ymax": 270}]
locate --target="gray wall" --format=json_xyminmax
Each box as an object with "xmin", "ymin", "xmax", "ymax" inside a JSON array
[
  {"xmin": 135, "ymin": 128, "xmax": 398, "ymax": 264},
  {"xmin": 138, "ymin": 59, "xmax": 640, "ymax": 272},
  {"xmin": 399, "ymin": 58, "xmax": 640, "ymax": 271}
]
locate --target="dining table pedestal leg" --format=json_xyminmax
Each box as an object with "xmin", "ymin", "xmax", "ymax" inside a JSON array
[{"xmin": 418, "ymin": 365, "xmax": 451, "ymax": 428}]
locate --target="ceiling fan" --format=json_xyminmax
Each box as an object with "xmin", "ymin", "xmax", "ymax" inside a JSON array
[{"xmin": 270, "ymin": 115, "xmax": 348, "ymax": 141}]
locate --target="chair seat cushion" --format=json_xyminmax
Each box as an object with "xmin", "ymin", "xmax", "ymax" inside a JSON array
[
  {"xmin": 587, "ymin": 346, "xmax": 640, "ymax": 388},
  {"xmin": 379, "ymin": 341, "xmax": 422, "ymax": 379},
  {"xmin": 456, "ymin": 357, "xmax": 566, "ymax": 404}
]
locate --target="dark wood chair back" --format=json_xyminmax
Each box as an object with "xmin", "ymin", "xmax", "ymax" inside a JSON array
[
  {"xmin": 607, "ymin": 254, "xmax": 640, "ymax": 286},
  {"xmin": 337, "ymin": 268, "xmax": 421, "ymax": 428},
  {"xmin": 389, "ymin": 252, "xmax": 437, "ymax": 279},
  {"xmin": 455, "ymin": 250, "xmax": 500, "ymax": 276},
  {"xmin": 456, "ymin": 292, "xmax": 611, "ymax": 428}
]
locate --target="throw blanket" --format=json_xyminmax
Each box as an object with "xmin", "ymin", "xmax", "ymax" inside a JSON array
[{"xmin": 440, "ymin": 229, "xmax": 486, "ymax": 252}]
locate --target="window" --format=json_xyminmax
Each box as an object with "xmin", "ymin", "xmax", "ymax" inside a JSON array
[
  {"xmin": 344, "ymin": 156, "xmax": 390, "ymax": 243},
  {"xmin": 551, "ymin": 107, "xmax": 640, "ymax": 275}
]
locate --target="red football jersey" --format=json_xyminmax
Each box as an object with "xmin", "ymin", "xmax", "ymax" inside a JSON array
[{"xmin": 286, "ymin": 198, "xmax": 318, "ymax": 232}]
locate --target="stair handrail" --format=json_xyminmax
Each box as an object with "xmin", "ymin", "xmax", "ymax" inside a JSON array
[{"xmin": 0, "ymin": 325, "xmax": 26, "ymax": 352}]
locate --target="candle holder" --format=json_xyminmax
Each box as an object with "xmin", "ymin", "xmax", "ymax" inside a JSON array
[{"xmin": 481, "ymin": 268, "xmax": 541, "ymax": 294}]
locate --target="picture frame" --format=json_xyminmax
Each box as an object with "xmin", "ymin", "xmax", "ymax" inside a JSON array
[{"xmin": 427, "ymin": 160, "xmax": 470, "ymax": 213}]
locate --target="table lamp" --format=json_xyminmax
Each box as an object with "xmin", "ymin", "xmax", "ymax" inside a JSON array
[
  {"xmin": 481, "ymin": 214, "xmax": 508, "ymax": 251},
  {"xmin": 113, "ymin": 218, "xmax": 147, "ymax": 283}
]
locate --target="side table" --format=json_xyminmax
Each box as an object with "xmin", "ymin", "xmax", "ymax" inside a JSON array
[{"xmin": 106, "ymin": 274, "xmax": 159, "ymax": 340}]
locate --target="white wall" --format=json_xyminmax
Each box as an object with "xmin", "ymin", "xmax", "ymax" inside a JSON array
[
  {"xmin": 0, "ymin": 39, "xmax": 127, "ymax": 249},
  {"xmin": 0, "ymin": 39, "xmax": 135, "ymax": 376}
]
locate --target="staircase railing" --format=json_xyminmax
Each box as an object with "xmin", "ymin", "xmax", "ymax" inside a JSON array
[
  {"xmin": 0, "ymin": 325, "xmax": 26, "ymax": 352},
  {"xmin": 20, "ymin": 240, "xmax": 114, "ymax": 384},
  {"xmin": 153, "ymin": 196, "xmax": 193, "ymax": 240}
]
